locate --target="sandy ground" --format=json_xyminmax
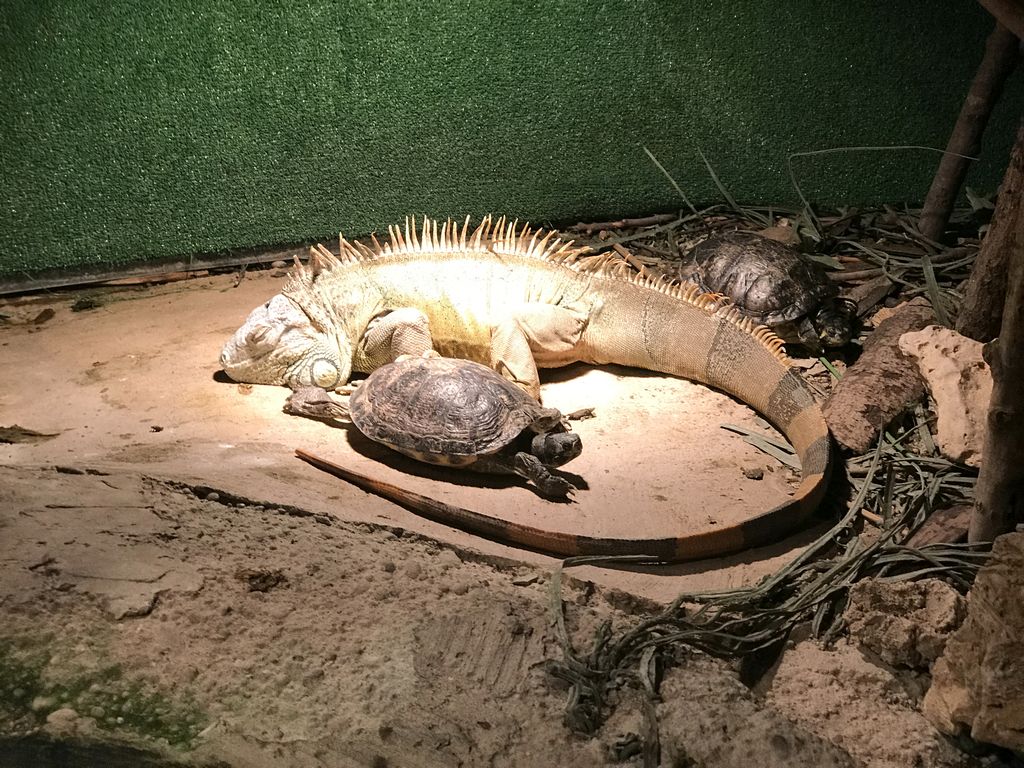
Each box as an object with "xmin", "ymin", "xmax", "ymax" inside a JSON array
[
  {"xmin": 0, "ymin": 269, "xmax": 827, "ymax": 601},
  {"xmin": 0, "ymin": 272, "xmax": 980, "ymax": 766}
]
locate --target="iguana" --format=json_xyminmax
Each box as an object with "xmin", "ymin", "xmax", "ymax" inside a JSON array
[{"xmin": 221, "ymin": 215, "xmax": 832, "ymax": 561}]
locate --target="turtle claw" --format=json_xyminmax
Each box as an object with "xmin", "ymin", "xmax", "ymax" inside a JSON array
[
  {"xmin": 536, "ymin": 475, "xmax": 577, "ymax": 499},
  {"xmin": 513, "ymin": 452, "xmax": 578, "ymax": 499}
]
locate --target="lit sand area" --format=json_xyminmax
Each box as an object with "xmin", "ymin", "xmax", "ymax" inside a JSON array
[{"xmin": 0, "ymin": 269, "xmax": 835, "ymax": 602}]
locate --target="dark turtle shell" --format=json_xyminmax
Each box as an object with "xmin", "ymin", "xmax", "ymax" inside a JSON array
[
  {"xmin": 690, "ymin": 232, "xmax": 838, "ymax": 326},
  {"xmin": 349, "ymin": 356, "xmax": 549, "ymax": 463}
]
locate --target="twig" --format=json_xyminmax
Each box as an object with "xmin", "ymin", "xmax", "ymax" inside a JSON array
[
  {"xmin": 980, "ymin": 0, "xmax": 1024, "ymax": 38},
  {"xmin": 569, "ymin": 213, "xmax": 679, "ymax": 234},
  {"xmin": 612, "ymin": 243, "xmax": 649, "ymax": 275},
  {"xmin": 918, "ymin": 22, "xmax": 1020, "ymax": 242},
  {"xmin": 860, "ymin": 509, "xmax": 884, "ymax": 526},
  {"xmin": 970, "ymin": 121, "xmax": 1024, "ymax": 541},
  {"xmin": 696, "ymin": 147, "xmax": 743, "ymax": 217},
  {"xmin": 786, "ymin": 145, "xmax": 978, "ymax": 232},
  {"xmin": 828, "ymin": 268, "xmax": 885, "ymax": 282}
]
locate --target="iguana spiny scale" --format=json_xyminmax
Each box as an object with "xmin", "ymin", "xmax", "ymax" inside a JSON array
[{"xmin": 222, "ymin": 215, "xmax": 831, "ymax": 562}]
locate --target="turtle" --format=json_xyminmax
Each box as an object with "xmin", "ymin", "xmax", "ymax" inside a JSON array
[
  {"xmin": 686, "ymin": 231, "xmax": 857, "ymax": 354},
  {"xmin": 345, "ymin": 355, "xmax": 582, "ymax": 498}
]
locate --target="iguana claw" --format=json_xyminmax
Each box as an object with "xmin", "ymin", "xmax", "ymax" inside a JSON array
[{"xmin": 285, "ymin": 386, "xmax": 350, "ymax": 422}]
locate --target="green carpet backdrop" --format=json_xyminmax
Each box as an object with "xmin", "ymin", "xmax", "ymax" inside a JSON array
[{"xmin": 1, "ymin": 1, "xmax": 1021, "ymax": 281}]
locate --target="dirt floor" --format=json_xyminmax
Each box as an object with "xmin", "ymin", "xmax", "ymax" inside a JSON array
[{"xmin": 0, "ymin": 270, "xmax": 982, "ymax": 766}]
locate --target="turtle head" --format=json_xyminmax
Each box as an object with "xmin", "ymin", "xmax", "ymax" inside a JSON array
[
  {"xmin": 814, "ymin": 297, "xmax": 858, "ymax": 348},
  {"xmin": 220, "ymin": 293, "xmax": 352, "ymax": 391},
  {"xmin": 530, "ymin": 432, "xmax": 583, "ymax": 468}
]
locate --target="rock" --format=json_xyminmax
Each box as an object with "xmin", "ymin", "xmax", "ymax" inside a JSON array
[
  {"xmin": 235, "ymin": 567, "xmax": 287, "ymax": 593},
  {"xmin": 403, "ymin": 562, "xmax": 422, "ymax": 580},
  {"xmin": 843, "ymin": 578, "xmax": 967, "ymax": 668},
  {"xmin": 869, "ymin": 305, "xmax": 901, "ymax": 326},
  {"xmin": 44, "ymin": 707, "xmax": 81, "ymax": 736},
  {"xmin": 764, "ymin": 638, "xmax": 966, "ymax": 767},
  {"xmin": 31, "ymin": 695, "xmax": 57, "ymax": 713},
  {"xmin": 657, "ymin": 656, "xmax": 857, "ymax": 767},
  {"xmin": 56, "ymin": 542, "xmax": 204, "ymax": 620},
  {"xmin": 923, "ymin": 532, "xmax": 1024, "ymax": 751},
  {"xmin": 898, "ymin": 326, "xmax": 992, "ymax": 467},
  {"xmin": 435, "ymin": 549, "xmax": 461, "ymax": 570}
]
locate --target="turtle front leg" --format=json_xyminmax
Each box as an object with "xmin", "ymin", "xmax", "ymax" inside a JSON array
[
  {"xmin": 468, "ymin": 438, "xmax": 581, "ymax": 499},
  {"xmin": 795, "ymin": 316, "xmax": 825, "ymax": 357},
  {"xmin": 510, "ymin": 453, "xmax": 578, "ymax": 499}
]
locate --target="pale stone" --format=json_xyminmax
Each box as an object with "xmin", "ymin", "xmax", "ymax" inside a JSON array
[
  {"xmin": 923, "ymin": 532, "xmax": 1024, "ymax": 751},
  {"xmin": 898, "ymin": 325, "xmax": 993, "ymax": 467},
  {"xmin": 43, "ymin": 707, "xmax": 81, "ymax": 737}
]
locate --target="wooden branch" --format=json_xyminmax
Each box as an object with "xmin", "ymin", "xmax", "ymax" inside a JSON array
[
  {"xmin": 846, "ymin": 273, "xmax": 902, "ymax": 317},
  {"xmin": 822, "ymin": 298, "xmax": 934, "ymax": 453},
  {"xmin": 907, "ymin": 503, "xmax": 971, "ymax": 546},
  {"xmin": 918, "ymin": 22, "xmax": 1019, "ymax": 243},
  {"xmin": 970, "ymin": 126, "xmax": 1024, "ymax": 541},
  {"xmin": 827, "ymin": 267, "xmax": 885, "ymax": 282},
  {"xmin": 569, "ymin": 213, "xmax": 679, "ymax": 234},
  {"xmin": 978, "ymin": 0, "xmax": 1024, "ymax": 40},
  {"xmin": 958, "ymin": 122, "xmax": 1024, "ymax": 341}
]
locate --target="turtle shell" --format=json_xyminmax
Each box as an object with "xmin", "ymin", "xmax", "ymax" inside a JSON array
[
  {"xmin": 690, "ymin": 232, "xmax": 838, "ymax": 326},
  {"xmin": 349, "ymin": 356, "xmax": 546, "ymax": 464}
]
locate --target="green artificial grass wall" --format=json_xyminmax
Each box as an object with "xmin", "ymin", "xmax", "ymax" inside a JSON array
[{"xmin": 1, "ymin": 1, "xmax": 1021, "ymax": 281}]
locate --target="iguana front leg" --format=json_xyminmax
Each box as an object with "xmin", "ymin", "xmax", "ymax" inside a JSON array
[
  {"xmin": 358, "ymin": 308, "xmax": 436, "ymax": 370},
  {"xmin": 491, "ymin": 302, "xmax": 591, "ymax": 400},
  {"xmin": 490, "ymin": 320, "xmax": 542, "ymax": 400},
  {"xmin": 286, "ymin": 308, "xmax": 435, "ymax": 422},
  {"xmin": 285, "ymin": 385, "xmax": 351, "ymax": 421}
]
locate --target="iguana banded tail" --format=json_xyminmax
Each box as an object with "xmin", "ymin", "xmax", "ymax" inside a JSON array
[{"xmin": 222, "ymin": 216, "xmax": 832, "ymax": 562}]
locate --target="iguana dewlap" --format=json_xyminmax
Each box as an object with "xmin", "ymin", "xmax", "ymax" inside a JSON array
[{"xmin": 222, "ymin": 216, "xmax": 832, "ymax": 561}]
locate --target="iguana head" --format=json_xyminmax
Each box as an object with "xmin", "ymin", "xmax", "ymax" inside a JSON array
[{"xmin": 220, "ymin": 293, "xmax": 352, "ymax": 390}]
